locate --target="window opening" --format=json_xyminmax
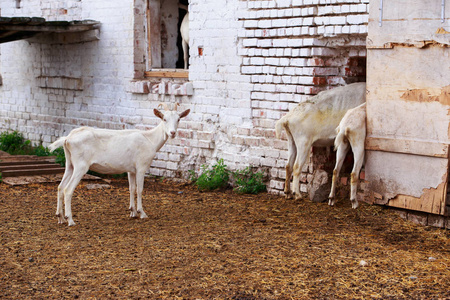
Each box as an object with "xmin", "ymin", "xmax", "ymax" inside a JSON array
[{"xmin": 146, "ymin": 0, "xmax": 189, "ymax": 78}]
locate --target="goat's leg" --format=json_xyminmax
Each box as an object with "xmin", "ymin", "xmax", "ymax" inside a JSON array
[
  {"xmin": 182, "ymin": 40, "xmax": 188, "ymax": 69},
  {"xmin": 291, "ymin": 140, "xmax": 312, "ymax": 201},
  {"xmin": 328, "ymin": 141, "xmax": 350, "ymax": 206},
  {"xmin": 284, "ymin": 135, "xmax": 297, "ymax": 199},
  {"xmin": 136, "ymin": 173, "xmax": 148, "ymax": 219},
  {"xmin": 63, "ymin": 165, "xmax": 88, "ymax": 226},
  {"xmin": 349, "ymin": 144, "xmax": 364, "ymax": 209},
  {"xmin": 127, "ymin": 172, "xmax": 138, "ymax": 218},
  {"xmin": 57, "ymin": 166, "xmax": 73, "ymax": 224},
  {"xmin": 56, "ymin": 150, "xmax": 74, "ymax": 224}
]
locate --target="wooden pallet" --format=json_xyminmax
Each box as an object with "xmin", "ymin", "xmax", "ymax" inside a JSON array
[
  {"xmin": 0, "ymin": 155, "xmax": 65, "ymax": 177},
  {"xmin": 0, "ymin": 151, "xmax": 102, "ymax": 185}
]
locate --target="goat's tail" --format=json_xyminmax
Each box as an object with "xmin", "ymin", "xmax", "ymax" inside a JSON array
[
  {"xmin": 275, "ymin": 118, "xmax": 286, "ymax": 139},
  {"xmin": 48, "ymin": 137, "xmax": 67, "ymax": 152},
  {"xmin": 334, "ymin": 126, "xmax": 349, "ymax": 151}
]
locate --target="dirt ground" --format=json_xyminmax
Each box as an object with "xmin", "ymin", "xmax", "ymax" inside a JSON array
[{"xmin": 0, "ymin": 178, "xmax": 449, "ymax": 299}]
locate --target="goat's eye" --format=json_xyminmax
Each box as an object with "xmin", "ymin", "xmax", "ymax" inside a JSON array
[{"xmin": 163, "ymin": 118, "xmax": 167, "ymax": 122}]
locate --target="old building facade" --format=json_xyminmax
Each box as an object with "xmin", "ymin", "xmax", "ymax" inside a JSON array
[{"xmin": 0, "ymin": 0, "xmax": 369, "ymax": 196}]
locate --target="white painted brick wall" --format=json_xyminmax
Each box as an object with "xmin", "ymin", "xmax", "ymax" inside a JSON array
[
  {"xmin": 0, "ymin": 0, "xmax": 368, "ymax": 196},
  {"xmin": 240, "ymin": 0, "xmax": 368, "ymax": 194}
]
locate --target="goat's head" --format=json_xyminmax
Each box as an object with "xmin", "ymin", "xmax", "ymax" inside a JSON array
[{"xmin": 154, "ymin": 103, "xmax": 190, "ymax": 139}]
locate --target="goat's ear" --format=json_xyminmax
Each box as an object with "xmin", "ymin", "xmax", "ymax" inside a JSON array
[
  {"xmin": 154, "ymin": 109, "xmax": 164, "ymax": 120},
  {"xmin": 179, "ymin": 109, "xmax": 190, "ymax": 118}
]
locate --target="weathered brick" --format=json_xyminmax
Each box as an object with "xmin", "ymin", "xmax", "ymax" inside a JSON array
[{"xmin": 347, "ymin": 14, "xmax": 368, "ymax": 25}]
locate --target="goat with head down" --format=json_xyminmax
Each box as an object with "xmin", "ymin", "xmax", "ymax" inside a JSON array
[
  {"xmin": 49, "ymin": 103, "xmax": 190, "ymax": 226},
  {"xmin": 328, "ymin": 103, "xmax": 366, "ymax": 209},
  {"xmin": 275, "ymin": 82, "xmax": 366, "ymax": 200}
]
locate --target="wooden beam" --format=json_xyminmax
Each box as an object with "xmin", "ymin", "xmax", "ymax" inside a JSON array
[
  {"xmin": 148, "ymin": 0, "xmax": 161, "ymax": 68},
  {"xmin": 145, "ymin": 69, "xmax": 188, "ymax": 78},
  {"xmin": 0, "ymin": 23, "xmax": 98, "ymax": 33},
  {"xmin": 366, "ymin": 137, "xmax": 449, "ymax": 158}
]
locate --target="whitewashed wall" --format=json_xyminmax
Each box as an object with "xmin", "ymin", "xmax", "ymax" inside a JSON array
[{"xmin": 0, "ymin": 0, "xmax": 368, "ymax": 195}]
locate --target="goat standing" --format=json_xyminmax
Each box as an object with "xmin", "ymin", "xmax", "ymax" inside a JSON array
[
  {"xmin": 49, "ymin": 104, "xmax": 190, "ymax": 226},
  {"xmin": 328, "ymin": 103, "xmax": 366, "ymax": 209},
  {"xmin": 275, "ymin": 82, "xmax": 366, "ymax": 200}
]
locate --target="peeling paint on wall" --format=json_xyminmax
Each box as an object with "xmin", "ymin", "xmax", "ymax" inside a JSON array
[
  {"xmin": 373, "ymin": 180, "xmax": 448, "ymax": 216},
  {"xmin": 366, "ymin": 0, "xmax": 450, "ymax": 217},
  {"xmin": 400, "ymin": 85, "xmax": 450, "ymax": 106}
]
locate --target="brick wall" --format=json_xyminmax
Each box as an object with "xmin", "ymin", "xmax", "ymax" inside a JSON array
[
  {"xmin": 0, "ymin": 0, "xmax": 137, "ymax": 143},
  {"xmin": 0, "ymin": 0, "xmax": 369, "ymax": 196},
  {"xmin": 238, "ymin": 0, "xmax": 368, "ymax": 194}
]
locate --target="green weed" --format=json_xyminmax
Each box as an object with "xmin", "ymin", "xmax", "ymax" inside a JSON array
[
  {"xmin": 232, "ymin": 167, "xmax": 266, "ymax": 194},
  {"xmin": 0, "ymin": 131, "xmax": 32, "ymax": 155},
  {"xmin": 190, "ymin": 159, "xmax": 267, "ymax": 194},
  {"xmin": 34, "ymin": 144, "xmax": 52, "ymax": 156},
  {"xmin": 0, "ymin": 131, "xmax": 55, "ymax": 158},
  {"xmin": 194, "ymin": 159, "xmax": 230, "ymax": 191}
]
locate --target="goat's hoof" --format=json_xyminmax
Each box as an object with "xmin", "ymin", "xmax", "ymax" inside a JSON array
[
  {"xmin": 129, "ymin": 211, "xmax": 138, "ymax": 218},
  {"xmin": 351, "ymin": 201, "xmax": 359, "ymax": 209},
  {"xmin": 284, "ymin": 192, "xmax": 293, "ymax": 200},
  {"xmin": 56, "ymin": 214, "xmax": 66, "ymax": 224},
  {"xmin": 139, "ymin": 212, "xmax": 148, "ymax": 219},
  {"xmin": 328, "ymin": 198, "xmax": 335, "ymax": 206},
  {"xmin": 294, "ymin": 193, "xmax": 302, "ymax": 201},
  {"xmin": 65, "ymin": 215, "xmax": 76, "ymax": 226}
]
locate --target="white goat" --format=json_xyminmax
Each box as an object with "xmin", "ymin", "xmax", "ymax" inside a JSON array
[
  {"xmin": 328, "ymin": 103, "xmax": 366, "ymax": 209},
  {"xmin": 48, "ymin": 104, "xmax": 190, "ymax": 226},
  {"xmin": 180, "ymin": 12, "xmax": 189, "ymax": 69},
  {"xmin": 275, "ymin": 82, "xmax": 366, "ymax": 200}
]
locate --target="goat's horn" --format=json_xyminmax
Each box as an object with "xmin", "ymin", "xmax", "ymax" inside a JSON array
[
  {"xmin": 173, "ymin": 103, "xmax": 180, "ymax": 111},
  {"xmin": 158, "ymin": 103, "xmax": 170, "ymax": 110}
]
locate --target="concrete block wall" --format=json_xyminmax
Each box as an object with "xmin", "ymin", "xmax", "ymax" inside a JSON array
[{"xmin": 0, "ymin": 0, "xmax": 369, "ymax": 196}]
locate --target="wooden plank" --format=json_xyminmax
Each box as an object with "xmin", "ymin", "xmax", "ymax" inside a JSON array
[
  {"xmin": 0, "ymin": 20, "xmax": 99, "ymax": 33},
  {"xmin": 146, "ymin": 2, "xmax": 152, "ymax": 70},
  {"xmin": 0, "ymin": 156, "xmax": 56, "ymax": 163},
  {"xmin": 145, "ymin": 70, "xmax": 189, "ymax": 78},
  {"xmin": 0, "ymin": 24, "xmax": 97, "ymax": 33},
  {"xmin": 1, "ymin": 167, "xmax": 66, "ymax": 177},
  {"xmin": 0, "ymin": 164, "xmax": 61, "ymax": 171},
  {"xmin": 385, "ymin": 181, "xmax": 448, "ymax": 215},
  {"xmin": 2, "ymin": 174, "xmax": 102, "ymax": 186},
  {"xmin": 148, "ymin": 0, "xmax": 161, "ymax": 68},
  {"xmin": 366, "ymin": 137, "xmax": 449, "ymax": 158},
  {"xmin": 0, "ymin": 160, "xmax": 55, "ymax": 166}
]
